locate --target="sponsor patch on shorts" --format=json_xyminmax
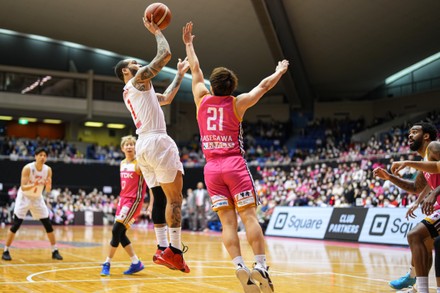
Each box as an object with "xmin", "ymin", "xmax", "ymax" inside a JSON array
[
  {"xmin": 116, "ymin": 205, "xmax": 130, "ymax": 221},
  {"xmin": 234, "ymin": 190, "xmax": 255, "ymax": 208},
  {"xmin": 211, "ymin": 195, "xmax": 230, "ymax": 210}
]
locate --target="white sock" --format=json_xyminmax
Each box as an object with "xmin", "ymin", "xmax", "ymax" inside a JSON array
[
  {"xmin": 154, "ymin": 226, "xmax": 168, "ymax": 248},
  {"xmin": 4, "ymin": 246, "xmax": 9, "ymax": 252},
  {"xmin": 105, "ymin": 257, "xmax": 112, "ymax": 263},
  {"xmin": 169, "ymin": 227, "xmax": 181, "ymax": 250},
  {"xmin": 409, "ymin": 265, "xmax": 416, "ymax": 278},
  {"xmin": 131, "ymin": 255, "xmax": 139, "ymax": 264},
  {"xmin": 416, "ymin": 276, "xmax": 429, "ymax": 293},
  {"xmin": 51, "ymin": 245, "xmax": 57, "ymax": 252},
  {"xmin": 255, "ymin": 254, "xmax": 267, "ymax": 269},
  {"xmin": 232, "ymin": 256, "xmax": 245, "ymax": 268}
]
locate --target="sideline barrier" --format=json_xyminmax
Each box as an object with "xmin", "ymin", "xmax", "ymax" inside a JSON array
[{"xmin": 265, "ymin": 206, "xmax": 425, "ymax": 246}]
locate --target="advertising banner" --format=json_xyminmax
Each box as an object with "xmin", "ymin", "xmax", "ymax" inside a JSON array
[
  {"xmin": 358, "ymin": 208, "xmax": 425, "ymax": 245},
  {"xmin": 265, "ymin": 207, "xmax": 333, "ymax": 239},
  {"xmin": 324, "ymin": 208, "xmax": 368, "ymax": 241}
]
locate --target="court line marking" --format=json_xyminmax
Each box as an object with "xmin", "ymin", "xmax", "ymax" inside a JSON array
[{"xmin": 13, "ymin": 271, "xmax": 321, "ymax": 284}]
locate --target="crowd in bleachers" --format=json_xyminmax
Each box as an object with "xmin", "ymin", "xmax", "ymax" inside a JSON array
[{"xmin": 0, "ymin": 111, "xmax": 439, "ymax": 227}]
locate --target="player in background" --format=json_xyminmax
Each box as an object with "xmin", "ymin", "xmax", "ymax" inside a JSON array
[
  {"xmin": 183, "ymin": 21, "xmax": 289, "ymax": 293},
  {"xmin": 114, "ymin": 16, "xmax": 190, "ymax": 273},
  {"xmin": 101, "ymin": 135, "xmax": 146, "ymax": 276},
  {"xmin": 2, "ymin": 147, "xmax": 63, "ymax": 261},
  {"xmin": 373, "ymin": 122, "xmax": 438, "ymax": 292}
]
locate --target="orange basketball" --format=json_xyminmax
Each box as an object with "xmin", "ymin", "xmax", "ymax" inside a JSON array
[{"xmin": 144, "ymin": 2, "xmax": 172, "ymax": 30}]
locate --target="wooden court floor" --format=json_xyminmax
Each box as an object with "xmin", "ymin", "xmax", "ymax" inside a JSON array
[{"xmin": 0, "ymin": 225, "xmax": 436, "ymax": 293}]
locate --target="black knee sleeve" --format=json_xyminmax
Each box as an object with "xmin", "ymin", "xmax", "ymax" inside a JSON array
[
  {"xmin": 110, "ymin": 222, "xmax": 127, "ymax": 247},
  {"xmin": 120, "ymin": 229, "xmax": 131, "ymax": 247},
  {"xmin": 152, "ymin": 186, "xmax": 166, "ymax": 224},
  {"xmin": 10, "ymin": 215, "xmax": 23, "ymax": 233},
  {"xmin": 434, "ymin": 236, "xmax": 440, "ymax": 277},
  {"xmin": 40, "ymin": 218, "xmax": 54, "ymax": 233}
]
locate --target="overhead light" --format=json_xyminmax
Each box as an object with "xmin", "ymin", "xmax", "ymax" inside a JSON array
[
  {"xmin": 19, "ymin": 117, "xmax": 37, "ymax": 122},
  {"xmin": 84, "ymin": 121, "xmax": 103, "ymax": 127},
  {"xmin": 43, "ymin": 119, "xmax": 62, "ymax": 124},
  {"xmin": 18, "ymin": 118, "xmax": 28, "ymax": 125},
  {"xmin": 0, "ymin": 28, "xmax": 18, "ymax": 36},
  {"xmin": 107, "ymin": 123, "xmax": 125, "ymax": 129},
  {"xmin": 386, "ymin": 51, "xmax": 440, "ymax": 84},
  {"xmin": 0, "ymin": 116, "xmax": 13, "ymax": 121}
]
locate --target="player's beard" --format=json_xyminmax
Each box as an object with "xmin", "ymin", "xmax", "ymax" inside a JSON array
[{"xmin": 409, "ymin": 137, "xmax": 422, "ymax": 151}]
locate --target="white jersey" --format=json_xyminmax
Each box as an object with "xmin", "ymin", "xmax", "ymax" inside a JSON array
[
  {"xmin": 123, "ymin": 79, "xmax": 167, "ymax": 135},
  {"xmin": 21, "ymin": 162, "xmax": 49, "ymax": 198}
]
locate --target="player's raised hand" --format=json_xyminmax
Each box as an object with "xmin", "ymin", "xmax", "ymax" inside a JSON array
[
  {"xmin": 177, "ymin": 57, "xmax": 189, "ymax": 75},
  {"xmin": 182, "ymin": 22, "xmax": 195, "ymax": 45},
  {"xmin": 373, "ymin": 167, "xmax": 391, "ymax": 180},
  {"xmin": 143, "ymin": 15, "xmax": 160, "ymax": 35},
  {"xmin": 276, "ymin": 60, "xmax": 289, "ymax": 74},
  {"xmin": 390, "ymin": 161, "xmax": 409, "ymax": 176}
]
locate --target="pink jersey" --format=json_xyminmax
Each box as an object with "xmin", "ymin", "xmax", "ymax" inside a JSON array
[
  {"xmin": 120, "ymin": 159, "xmax": 146, "ymax": 199},
  {"xmin": 197, "ymin": 95, "xmax": 244, "ymax": 161},
  {"xmin": 424, "ymin": 172, "xmax": 440, "ymax": 190}
]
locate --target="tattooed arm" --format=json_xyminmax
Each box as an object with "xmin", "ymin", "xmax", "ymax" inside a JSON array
[
  {"xmin": 133, "ymin": 17, "xmax": 172, "ymax": 91},
  {"xmin": 157, "ymin": 57, "xmax": 189, "ymax": 106}
]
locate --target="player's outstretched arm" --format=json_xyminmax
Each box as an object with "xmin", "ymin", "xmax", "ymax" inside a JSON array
[
  {"xmin": 183, "ymin": 22, "xmax": 210, "ymax": 106},
  {"xmin": 157, "ymin": 58, "xmax": 189, "ymax": 106},
  {"xmin": 134, "ymin": 16, "xmax": 171, "ymax": 86},
  {"xmin": 235, "ymin": 60, "xmax": 289, "ymax": 118},
  {"xmin": 392, "ymin": 142, "xmax": 440, "ymax": 174}
]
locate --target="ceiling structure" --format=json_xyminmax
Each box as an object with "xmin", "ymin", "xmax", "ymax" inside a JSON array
[{"xmin": 2, "ymin": 0, "xmax": 440, "ymax": 112}]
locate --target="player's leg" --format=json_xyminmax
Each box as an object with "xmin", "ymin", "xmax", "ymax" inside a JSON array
[
  {"xmin": 227, "ymin": 156, "xmax": 273, "ymax": 293},
  {"xmin": 434, "ymin": 236, "xmax": 440, "ymax": 291},
  {"xmin": 136, "ymin": 153, "xmax": 176, "ymax": 270},
  {"xmin": 31, "ymin": 196, "xmax": 63, "ymax": 260},
  {"xmin": 104, "ymin": 196, "xmax": 144, "ymax": 275},
  {"xmin": 407, "ymin": 219, "xmax": 437, "ymax": 293},
  {"xmin": 3, "ymin": 190, "xmax": 29, "ymax": 261},
  {"xmin": 159, "ymin": 171, "xmax": 190, "ymax": 273},
  {"xmin": 40, "ymin": 218, "xmax": 63, "ymax": 260},
  {"xmin": 388, "ymin": 238, "xmax": 432, "ymax": 290},
  {"xmin": 150, "ymin": 186, "xmax": 176, "ymax": 269},
  {"xmin": 120, "ymin": 229, "xmax": 144, "ymax": 275},
  {"xmin": 101, "ymin": 221, "xmax": 125, "ymax": 276},
  {"xmin": 238, "ymin": 207, "xmax": 273, "ymax": 293},
  {"xmin": 2, "ymin": 214, "xmax": 22, "ymax": 261},
  {"xmin": 218, "ymin": 208, "xmax": 259, "ymax": 293}
]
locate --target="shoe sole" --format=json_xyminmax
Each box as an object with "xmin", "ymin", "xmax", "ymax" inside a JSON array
[
  {"xmin": 389, "ymin": 282, "xmax": 416, "ymax": 290},
  {"xmin": 158, "ymin": 255, "xmax": 190, "ymax": 273},
  {"xmin": 236, "ymin": 269, "xmax": 260, "ymax": 293},
  {"xmin": 153, "ymin": 255, "xmax": 177, "ymax": 270},
  {"xmin": 2, "ymin": 258, "xmax": 11, "ymax": 261},
  {"xmin": 251, "ymin": 270, "xmax": 274, "ymax": 293}
]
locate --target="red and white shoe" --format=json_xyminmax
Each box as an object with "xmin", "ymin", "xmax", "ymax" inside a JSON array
[{"xmin": 158, "ymin": 245, "xmax": 190, "ymax": 273}]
